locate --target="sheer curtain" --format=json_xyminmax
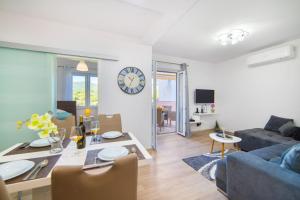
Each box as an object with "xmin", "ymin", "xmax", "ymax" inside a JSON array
[
  {"xmin": 63, "ymin": 66, "xmax": 73, "ymax": 100},
  {"xmin": 181, "ymin": 63, "xmax": 191, "ymax": 137}
]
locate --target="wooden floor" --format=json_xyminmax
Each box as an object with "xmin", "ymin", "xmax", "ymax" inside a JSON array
[
  {"xmin": 13, "ymin": 131, "xmax": 229, "ymax": 200},
  {"xmin": 137, "ymin": 131, "xmax": 229, "ymax": 200}
]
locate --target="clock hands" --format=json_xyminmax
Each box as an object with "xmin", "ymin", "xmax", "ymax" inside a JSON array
[{"xmin": 129, "ymin": 76, "xmax": 135, "ymax": 87}]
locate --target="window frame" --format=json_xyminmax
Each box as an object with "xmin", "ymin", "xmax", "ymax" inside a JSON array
[{"xmin": 72, "ymin": 72, "xmax": 98, "ymax": 108}]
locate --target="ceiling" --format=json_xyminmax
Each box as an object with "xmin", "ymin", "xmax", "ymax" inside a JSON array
[
  {"xmin": 153, "ymin": 0, "xmax": 300, "ymax": 62},
  {"xmin": 1, "ymin": 0, "xmax": 300, "ymax": 62}
]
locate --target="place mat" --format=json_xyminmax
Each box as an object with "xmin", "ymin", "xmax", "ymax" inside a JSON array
[
  {"xmin": 84, "ymin": 144, "xmax": 145, "ymax": 166},
  {"xmin": 90, "ymin": 132, "xmax": 132, "ymax": 145},
  {"xmin": 4, "ymin": 139, "xmax": 71, "ymax": 156},
  {"xmin": 4, "ymin": 154, "xmax": 61, "ymax": 184}
]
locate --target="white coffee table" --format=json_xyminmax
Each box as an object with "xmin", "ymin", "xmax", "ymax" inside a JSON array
[{"xmin": 209, "ymin": 133, "xmax": 242, "ymax": 158}]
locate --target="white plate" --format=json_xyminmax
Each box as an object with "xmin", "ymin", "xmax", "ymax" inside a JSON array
[
  {"xmin": 98, "ymin": 146, "xmax": 129, "ymax": 161},
  {"xmin": 102, "ymin": 131, "xmax": 123, "ymax": 139},
  {"xmin": 30, "ymin": 137, "xmax": 59, "ymax": 148},
  {"xmin": 0, "ymin": 160, "xmax": 35, "ymax": 181}
]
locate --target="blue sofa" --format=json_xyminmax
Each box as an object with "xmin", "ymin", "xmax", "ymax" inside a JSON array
[
  {"xmin": 216, "ymin": 143, "xmax": 300, "ymax": 200},
  {"xmin": 234, "ymin": 128, "xmax": 297, "ymax": 151}
]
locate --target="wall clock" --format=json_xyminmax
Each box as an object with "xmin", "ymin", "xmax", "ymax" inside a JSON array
[{"xmin": 117, "ymin": 67, "xmax": 145, "ymax": 95}]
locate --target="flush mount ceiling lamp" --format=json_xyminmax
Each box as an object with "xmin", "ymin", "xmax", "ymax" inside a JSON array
[
  {"xmin": 76, "ymin": 60, "xmax": 88, "ymax": 71},
  {"xmin": 217, "ymin": 29, "xmax": 249, "ymax": 46}
]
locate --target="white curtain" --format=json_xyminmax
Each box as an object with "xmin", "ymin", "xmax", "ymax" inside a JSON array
[
  {"xmin": 181, "ymin": 63, "xmax": 191, "ymax": 137},
  {"xmin": 63, "ymin": 66, "xmax": 73, "ymax": 100}
]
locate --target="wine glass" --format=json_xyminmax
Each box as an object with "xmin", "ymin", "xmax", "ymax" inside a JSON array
[
  {"xmin": 70, "ymin": 126, "xmax": 84, "ymax": 152},
  {"xmin": 91, "ymin": 120, "xmax": 100, "ymax": 142}
]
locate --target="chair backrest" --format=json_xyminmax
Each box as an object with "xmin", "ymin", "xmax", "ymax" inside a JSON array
[
  {"xmin": 57, "ymin": 101, "xmax": 77, "ymax": 124},
  {"xmin": 0, "ymin": 179, "xmax": 10, "ymax": 200},
  {"xmin": 52, "ymin": 115, "xmax": 75, "ymax": 138},
  {"xmin": 51, "ymin": 154, "xmax": 138, "ymax": 200},
  {"xmin": 169, "ymin": 111, "xmax": 176, "ymax": 121},
  {"xmin": 163, "ymin": 105, "xmax": 172, "ymax": 112},
  {"xmin": 98, "ymin": 114, "xmax": 122, "ymax": 134},
  {"xmin": 157, "ymin": 107, "xmax": 163, "ymax": 124}
]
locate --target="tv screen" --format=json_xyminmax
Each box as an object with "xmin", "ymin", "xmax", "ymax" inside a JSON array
[{"xmin": 195, "ymin": 89, "xmax": 214, "ymax": 103}]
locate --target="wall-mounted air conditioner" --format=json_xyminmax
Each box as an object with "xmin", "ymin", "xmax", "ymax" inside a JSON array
[{"xmin": 247, "ymin": 45, "xmax": 296, "ymax": 67}]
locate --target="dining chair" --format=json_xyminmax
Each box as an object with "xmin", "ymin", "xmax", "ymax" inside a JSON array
[
  {"xmin": 98, "ymin": 114, "xmax": 122, "ymax": 134},
  {"xmin": 52, "ymin": 115, "xmax": 75, "ymax": 138},
  {"xmin": 0, "ymin": 179, "xmax": 10, "ymax": 200},
  {"xmin": 168, "ymin": 111, "xmax": 176, "ymax": 126},
  {"xmin": 162, "ymin": 106, "xmax": 172, "ymax": 125},
  {"xmin": 157, "ymin": 107, "xmax": 164, "ymax": 131},
  {"xmin": 51, "ymin": 154, "xmax": 138, "ymax": 200}
]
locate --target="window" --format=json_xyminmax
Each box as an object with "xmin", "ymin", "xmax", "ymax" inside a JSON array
[
  {"xmin": 72, "ymin": 74, "xmax": 98, "ymax": 107},
  {"xmin": 90, "ymin": 76, "xmax": 98, "ymax": 106}
]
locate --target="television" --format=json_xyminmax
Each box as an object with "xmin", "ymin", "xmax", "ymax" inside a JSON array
[{"xmin": 195, "ymin": 89, "xmax": 214, "ymax": 103}]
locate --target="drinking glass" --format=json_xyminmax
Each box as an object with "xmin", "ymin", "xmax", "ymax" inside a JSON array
[
  {"xmin": 91, "ymin": 120, "xmax": 100, "ymax": 142},
  {"xmin": 49, "ymin": 128, "xmax": 66, "ymax": 154}
]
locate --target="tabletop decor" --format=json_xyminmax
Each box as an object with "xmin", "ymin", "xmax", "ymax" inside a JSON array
[
  {"xmin": 16, "ymin": 112, "xmax": 64, "ymax": 153},
  {"xmin": 17, "ymin": 111, "xmax": 58, "ymax": 138}
]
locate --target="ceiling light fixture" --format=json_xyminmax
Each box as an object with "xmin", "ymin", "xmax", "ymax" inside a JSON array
[
  {"xmin": 217, "ymin": 29, "xmax": 249, "ymax": 46},
  {"xmin": 76, "ymin": 60, "xmax": 88, "ymax": 71}
]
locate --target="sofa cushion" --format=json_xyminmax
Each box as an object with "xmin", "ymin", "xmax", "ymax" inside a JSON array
[
  {"xmin": 235, "ymin": 128, "xmax": 296, "ymax": 151},
  {"xmin": 291, "ymin": 127, "xmax": 300, "ymax": 141},
  {"xmin": 279, "ymin": 121, "xmax": 295, "ymax": 137},
  {"xmin": 264, "ymin": 115, "xmax": 293, "ymax": 133},
  {"xmin": 281, "ymin": 144, "xmax": 300, "ymax": 173},
  {"xmin": 249, "ymin": 143, "xmax": 292, "ymax": 161}
]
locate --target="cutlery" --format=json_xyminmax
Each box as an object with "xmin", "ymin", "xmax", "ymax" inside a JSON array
[
  {"xmin": 29, "ymin": 159, "xmax": 48, "ymax": 180},
  {"xmin": 19, "ymin": 142, "xmax": 30, "ymax": 149},
  {"xmin": 23, "ymin": 162, "xmax": 40, "ymax": 181}
]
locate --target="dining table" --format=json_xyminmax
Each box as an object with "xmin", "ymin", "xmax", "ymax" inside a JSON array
[{"xmin": 0, "ymin": 132, "xmax": 152, "ymax": 200}]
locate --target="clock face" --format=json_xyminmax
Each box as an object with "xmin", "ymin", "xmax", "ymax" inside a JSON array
[{"xmin": 117, "ymin": 67, "xmax": 145, "ymax": 95}]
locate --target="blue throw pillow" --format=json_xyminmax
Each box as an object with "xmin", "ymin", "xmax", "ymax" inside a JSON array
[
  {"xmin": 280, "ymin": 144, "xmax": 300, "ymax": 173},
  {"xmin": 264, "ymin": 115, "xmax": 293, "ymax": 133},
  {"xmin": 55, "ymin": 109, "xmax": 71, "ymax": 120}
]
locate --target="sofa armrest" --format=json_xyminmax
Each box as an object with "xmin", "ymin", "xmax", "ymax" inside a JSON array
[{"xmin": 227, "ymin": 152, "xmax": 300, "ymax": 200}]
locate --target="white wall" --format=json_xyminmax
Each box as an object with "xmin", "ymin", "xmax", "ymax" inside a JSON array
[
  {"xmin": 153, "ymin": 54, "xmax": 217, "ymax": 132},
  {"xmin": 215, "ymin": 39, "xmax": 300, "ymax": 131},
  {"xmin": 0, "ymin": 11, "xmax": 152, "ymax": 148}
]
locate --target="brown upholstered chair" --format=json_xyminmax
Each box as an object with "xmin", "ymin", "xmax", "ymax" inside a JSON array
[
  {"xmin": 51, "ymin": 154, "xmax": 138, "ymax": 200},
  {"xmin": 0, "ymin": 179, "xmax": 10, "ymax": 200},
  {"xmin": 168, "ymin": 111, "xmax": 176, "ymax": 126},
  {"xmin": 98, "ymin": 114, "xmax": 122, "ymax": 134},
  {"xmin": 157, "ymin": 107, "xmax": 164, "ymax": 130},
  {"xmin": 52, "ymin": 115, "xmax": 75, "ymax": 138}
]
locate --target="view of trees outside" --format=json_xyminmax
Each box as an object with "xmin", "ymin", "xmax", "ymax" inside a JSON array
[
  {"xmin": 72, "ymin": 75, "xmax": 98, "ymax": 107},
  {"xmin": 72, "ymin": 75, "xmax": 86, "ymax": 106},
  {"xmin": 90, "ymin": 76, "xmax": 98, "ymax": 106}
]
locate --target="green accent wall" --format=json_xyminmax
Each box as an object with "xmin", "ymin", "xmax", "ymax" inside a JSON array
[{"xmin": 0, "ymin": 47, "xmax": 56, "ymax": 151}]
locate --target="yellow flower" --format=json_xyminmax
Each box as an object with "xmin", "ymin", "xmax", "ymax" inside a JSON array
[
  {"xmin": 38, "ymin": 129, "xmax": 49, "ymax": 138},
  {"xmin": 16, "ymin": 120, "xmax": 23, "ymax": 129},
  {"xmin": 31, "ymin": 113, "xmax": 39, "ymax": 120},
  {"xmin": 18, "ymin": 111, "xmax": 58, "ymax": 138}
]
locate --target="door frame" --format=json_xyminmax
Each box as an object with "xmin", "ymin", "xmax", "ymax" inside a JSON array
[{"xmin": 152, "ymin": 60, "xmax": 187, "ymax": 149}]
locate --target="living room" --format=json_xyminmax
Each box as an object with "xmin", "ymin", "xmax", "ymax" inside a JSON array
[{"xmin": 0, "ymin": 0, "xmax": 299, "ymax": 200}]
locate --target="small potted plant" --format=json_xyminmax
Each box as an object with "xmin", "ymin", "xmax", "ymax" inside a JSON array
[{"xmin": 210, "ymin": 103, "xmax": 216, "ymax": 113}]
